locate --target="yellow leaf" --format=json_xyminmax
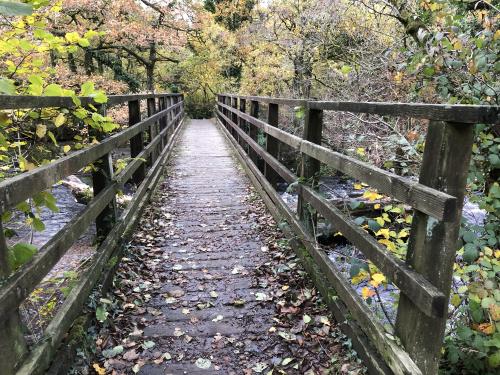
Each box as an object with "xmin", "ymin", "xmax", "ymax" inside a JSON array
[
  {"xmin": 362, "ymin": 190, "xmax": 383, "ymax": 201},
  {"xmin": 93, "ymin": 363, "xmax": 105, "ymax": 375},
  {"xmin": 352, "ymin": 269, "xmax": 369, "ymax": 285},
  {"xmin": 374, "ymin": 204, "xmax": 381, "ymax": 209},
  {"xmin": 353, "ymin": 183, "xmax": 363, "ymax": 190},
  {"xmin": 63, "ymin": 145, "xmax": 71, "ymax": 153},
  {"xmin": 375, "ymin": 217, "xmax": 385, "ymax": 227},
  {"xmin": 490, "ymin": 304, "xmax": 500, "ymax": 321},
  {"xmin": 356, "ymin": 147, "xmax": 365, "ymax": 156},
  {"xmin": 54, "ymin": 113, "xmax": 66, "ymax": 127},
  {"xmin": 65, "ymin": 32, "xmax": 80, "ymax": 44},
  {"xmin": 450, "ymin": 294, "xmax": 461, "ymax": 307},
  {"xmin": 379, "ymin": 239, "xmax": 397, "ymax": 252},
  {"xmin": 361, "ymin": 287, "xmax": 375, "ymax": 300},
  {"xmin": 398, "ymin": 229, "xmax": 409, "ymax": 238},
  {"xmin": 494, "ymin": 250, "xmax": 500, "ymax": 259},
  {"xmin": 36, "ymin": 124, "xmax": 46, "ymax": 138},
  {"xmin": 376, "ymin": 228, "xmax": 390, "ymax": 239},
  {"xmin": 370, "ymin": 273, "xmax": 386, "ymax": 288}
]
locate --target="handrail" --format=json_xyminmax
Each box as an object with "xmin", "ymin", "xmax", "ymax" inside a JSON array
[
  {"xmin": 0, "ymin": 93, "xmax": 183, "ymax": 110},
  {"xmin": 0, "ymin": 92, "xmax": 185, "ymax": 375},
  {"xmin": 215, "ymin": 93, "xmax": 498, "ymax": 375}
]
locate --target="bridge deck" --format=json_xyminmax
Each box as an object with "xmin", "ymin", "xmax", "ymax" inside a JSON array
[{"xmin": 96, "ymin": 119, "xmax": 359, "ymax": 374}]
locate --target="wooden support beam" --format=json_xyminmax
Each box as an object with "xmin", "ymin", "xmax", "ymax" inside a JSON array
[
  {"xmin": 249, "ymin": 100, "xmax": 260, "ymax": 166},
  {"xmin": 129, "ymin": 100, "xmax": 145, "ymax": 184},
  {"xmin": 297, "ymin": 105, "xmax": 323, "ymax": 234},
  {"xmin": 265, "ymin": 103, "xmax": 281, "ymax": 189},
  {"xmin": 395, "ymin": 121, "xmax": 475, "ymax": 375},
  {"xmin": 147, "ymin": 97, "xmax": 157, "ymax": 165},
  {"xmin": 231, "ymin": 97, "xmax": 239, "ymax": 143},
  {"xmin": 92, "ymin": 105, "xmax": 117, "ymax": 241},
  {"xmin": 239, "ymin": 98, "xmax": 247, "ymax": 151}
]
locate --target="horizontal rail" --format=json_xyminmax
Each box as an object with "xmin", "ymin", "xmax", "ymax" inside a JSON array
[
  {"xmin": 0, "ymin": 93, "xmax": 182, "ymax": 110},
  {"xmin": 308, "ymin": 101, "xmax": 499, "ymax": 124},
  {"xmin": 218, "ymin": 101, "xmax": 457, "ymax": 221},
  {"xmin": 221, "ymin": 93, "xmax": 307, "ymax": 107},
  {"xmin": 0, "ymin": 110, "xmax": 182, "ymax": 318},
  {"xmin": 218, "ymin": 108, "xmax": 446, "ymax": 317},
  {"xmin": 17, "ymin": 117, "xmax": 185, "ymax": 375},
  {"xmin": 0, "ymin": 101, "xmax": 182, "ymax": 212},
  {"xmin": 220, "ymin": 94, "xmax": 499, "ymax": 123},
  {"xmin": 217, "ymin": 116, "xmax": 422, "ymax": 375}
]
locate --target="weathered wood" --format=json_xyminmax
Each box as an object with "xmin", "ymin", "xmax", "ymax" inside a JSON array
[
  {"xmin": 239, "ymin": 98, "xmax": 247, "ymax": 151},
  {"xmin": 16, "ymin": 115, "xmax": 186, "ymax": 375},
  {"xmin": 308, "ymin": 101, "xmax": 499, "ymax": 124},
  {"xmin": 147, "ymin": 97, "xmax": 158, "ymax": 164},
  {"xmin": 217, "ymin": 109, "xmax": 296, "ymax": 183},
  {"xmin": 221, "ymin": 93, "xmax": 308, "ymax": 107},
  {"xmin": 0, "ymin": 186, "xmax": 116, "ymax": 319},
  {"xmin": 91, "ymin": 105, "xmax": 116, "ymax": 241},
  {"xmin": 395, "ymin": 121, "xmax": 475, "ymax": 375},
  {"xmin": 129, "ymin": 100, "xmax": 145, "ymax": 184},
  {"xmin": 217, "ymin": 116, "xmax": 422, "ymax": 375},
  {"xmin": 0, "ymin": 222, "xmax": 28, "ymax": 375},
  {"xmin": 0, "ymin": 102, "xmax": 180, "ymax": 213},
  {"xmin": 265, "ymin": 103, "xmax": 281, "ymax": 188},
  {"xmin": 249, "ymin": 100, "xmax": 260, "ymax": 165},
  {"xmin": 0, "ymin": 93, "xmax": 182, "ymax": 110},
  {"xmin": 299, "ymin": 184, "xmax": 446, "ymax": 317},
  {"xmin": 231, "ymin": 97, "xmax": 239, "ymax": 142},
  {"xmin": 298, "ymin": 105, "xmax": 323, "ymax": 234}
]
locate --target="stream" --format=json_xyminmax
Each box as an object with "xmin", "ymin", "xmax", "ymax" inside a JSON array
[{"xmin": 278, "ymin": 176, "xmax": 487, "ymax": 327}]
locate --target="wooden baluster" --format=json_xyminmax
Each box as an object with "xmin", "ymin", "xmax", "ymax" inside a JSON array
[
  {"xmin": 93, "ymin": 104, "xmax": 117, "ymax": 240},
  {"xmin": 249, "ymin": 100, "xmax": 259, "ymax": 166},
  {"xmin": 0, "ymin": 222, "xmax": 28, "ymax": 375},
  {"xmin": 158, "ymin": 96, "xmax": 166, "ymax": 149},
  {"xmin": 147, "ymin": 97, "xmax": 157, "ymax": 165},
  {"xmin": 395, "ymin": 121, "xmax": 474, "ymax": 375},
  {"xmin": 297, "ymin": 104, "xmax": 323, "ymax": 235},
  {"xmin": 129, "ymin": 100, "xmax": 145, "ymax": 184},
  {"xmin": 231, "ymin": 97, "xmax": 239, "ymax": 142},
  {"xmin": 265, "ymin": 103, "xmax": 280, "ymax": 189},
  {"xmin": 239, "ymin": 98, "xmax": 247, "ymax": 152}
]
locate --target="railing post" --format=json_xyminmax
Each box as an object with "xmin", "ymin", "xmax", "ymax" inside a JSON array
[
  {"xmin": 239, "ymin": 98, "xmax": 247, "ymax": 151},
  {"xmin": 0, "ymin": 222, "xmax": 28, "ymax": 375},
  {"xmin": 92, "ymin": 104, "xmax": 117, "ymax": 240},
  {"xmin": 265, "ymin": 103, "xmax": 281, "ymax": 189},
  {"xmin": 249, "ymin": 100, "xmax": 259, "ymax": 165},
  {"xmin": 231, "ymin": 97, "xmax": 239, "ymax": 142},
  {"xmin": 395, "ymin": 121, "xmax": 474, "ymax": 375},
  {"xmin": 129, "ymin": 99, "xmax": 145, "ymax": 184},
  {"xmin": 147, "ymin": 97, "xmax": 157, "ymax": 165},
  {"xmin": 297, "ymin": 103, "xmax": 323, "ymax": 234}
]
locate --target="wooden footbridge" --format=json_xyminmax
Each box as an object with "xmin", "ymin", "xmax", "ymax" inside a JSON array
[{"xmin": 0, "ymin": 93, "xmax": 498, "ymax": 375}]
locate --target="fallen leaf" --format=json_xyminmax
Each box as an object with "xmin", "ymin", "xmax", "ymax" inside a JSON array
[{"xmin": 195, "ymin": 358, "xmax": 212, "ymax": 369}]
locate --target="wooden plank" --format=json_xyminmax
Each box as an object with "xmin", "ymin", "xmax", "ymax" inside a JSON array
[
  {"xmin": 216, "ymin": 116, "xmax": 422, "ymax": 375},
  {"xmin": 218, "ymin": 119, "xmax": 393, "ymax": 375},
  {"xmin": 239, "ymin": 98, "xmax": 247, "ymax": 151},
  {"xmin": 298, "ymin": 105, "xmax": 323, "ymax": 233},
  {"xmin": 147, "ymin": 97, "xmax": 158, "ymax": 164},
  {"xmin": 395, "ymin": 121, "xmax": 475, "ymax": 374},
  {"xmin": 299, "ymin": 185, "xmax": 446, "ymax": 318},
  {"xmin": 299, "ymin": 140, "xmax": 456, "ymax": 222},
  {"xmin": 308, "ymin": 101, "xmax": 499, "ymax": 124},
  {"xmin": 220, "ymin": 93, "xmax": 308, "ymax": 107},
  {"xmin": 265, "ymin": 103, "xmax": 281, "ymax": 188},
  {"xmin": 129, "ymin": 100, "xmax": 145, "ymax": 184},
  {"xmin": 249, "ymin": 100, "xmax": 259, "ymax": 165},
  {"xmin": 0, "ymin": 93, "xmax": 182, "ymax": 110},
  {"xmin": 16, "ymin": 116, "xmax": 186, "ymax": 375},
  {"xmin": 0, "ymin": 186, "xmax": 116, "ymax": 319},
  {"xmin": 0, "ymin": 101, "xmax": 182, "ymax": 212}
]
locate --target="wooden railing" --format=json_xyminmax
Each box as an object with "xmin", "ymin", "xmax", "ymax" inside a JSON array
[
  {"xmin": 216, "ymin": 94, "xmax": 499, "ymax": 375},
  {"xmin": 0, "ymin": 93, "xmax": 184, "ymax": 374}
]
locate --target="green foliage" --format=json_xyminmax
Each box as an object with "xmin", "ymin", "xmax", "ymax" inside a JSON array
[{"xmin": 7, "ymin": 242, "xmax": 37, "ymax": 271}]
